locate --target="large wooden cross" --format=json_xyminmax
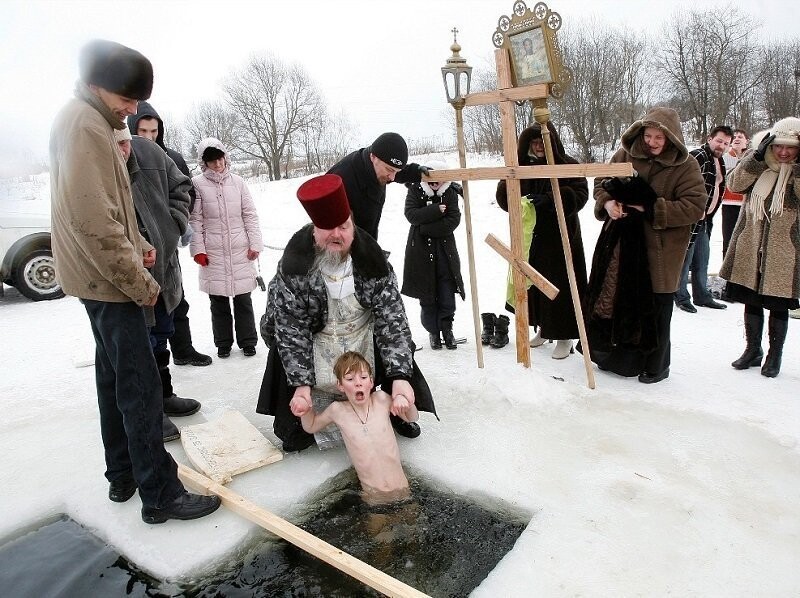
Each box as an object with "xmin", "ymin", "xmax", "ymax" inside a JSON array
[{"xmin": 426, "ymin": 49, "xmax": 632, "ymax": 389}]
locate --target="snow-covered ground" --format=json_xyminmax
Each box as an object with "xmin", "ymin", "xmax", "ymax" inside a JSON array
[{"xmin": 1, "ymin": 154, "xmax": 799, "ymax": 596}]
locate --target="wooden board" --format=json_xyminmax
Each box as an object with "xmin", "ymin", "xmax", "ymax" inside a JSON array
[
  {"xmin": 177, "ymin": 464, "xmax": 430, "ymax": 598},
  {"xmin": 180, "ymin": 410, "xmax": 283, "ymax": 484}
]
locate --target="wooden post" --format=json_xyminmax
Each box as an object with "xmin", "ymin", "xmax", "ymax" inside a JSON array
[
  {"xmin": 496, "ymin": 48, "xmax": 531, "ymax": 367},
  {"xmin": 534, "ymin": 105, "xmax": 596, "ymax": 389},
  {"xmin": 177, "ymin": 464, "xmax": 430, "ymax": 598},
  {"xmin": 454, "ymin": 105, "xmax": 484, "ymax": 368}
]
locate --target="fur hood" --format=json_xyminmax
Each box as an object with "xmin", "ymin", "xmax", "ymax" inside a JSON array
[
  {"xmin": 620, "ymin": 107, "xmax": 689, "ymax": 167},
  {"xmin": 517, "ymin": 121, "xmax": 568, "ymax": 165}
]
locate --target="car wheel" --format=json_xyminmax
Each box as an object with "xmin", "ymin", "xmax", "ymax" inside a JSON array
[{"xmin": 13, "ymin": 248, "xmax": 64, "ymax": 301}]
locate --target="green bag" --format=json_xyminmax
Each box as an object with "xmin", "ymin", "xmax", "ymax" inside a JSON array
[{"xmin": 505, "ymin": 197, "xmax": 537, "ymax": 305}]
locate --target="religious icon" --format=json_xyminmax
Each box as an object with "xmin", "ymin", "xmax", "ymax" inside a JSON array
[
  {"xmin": 509, "ymin": 25, "xmax": 553, "ymax": 85},
  {"xmin": 493, "ymin": 1, "xmax": 570, "ymax": 97}
]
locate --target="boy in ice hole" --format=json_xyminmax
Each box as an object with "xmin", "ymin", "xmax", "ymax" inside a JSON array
[{"xmin": 290, "ymin": 351, "xmax": 418, "ymax": 504}]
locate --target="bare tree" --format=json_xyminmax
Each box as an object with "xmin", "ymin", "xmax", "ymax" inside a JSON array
[
  {"xmin": 295, "ymin": 108, "xmax": 357, "ymax": 175},
  {"xmin": 182, "ymin": 100, "xmax": 239, "ymax": 160},
  {"xmin": 759, "ymin": 41, "xmax": 800, "ymax": 125},
  {"xmin": 656, "ymin": 8, "xmax": 761, "ymax": 141},
  {"xmin": 462, "ymin": 69, "xmax": 503, "ymax": 154},
  {"xmin": 552, "ymin": 24, "xmax": 650, "ymax": 162},
  {"xmin": 224, "ymin": 53, "xmax": 324, "ymax": 180}
]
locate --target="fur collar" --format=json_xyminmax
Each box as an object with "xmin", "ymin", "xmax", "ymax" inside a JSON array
[
  {"xmin": 280, "ymin": 224, "xmax": 390, "ymax": 279},
  {"xmin": 420, "ymin": 181, "xmax": 452, "ymax": 197}
]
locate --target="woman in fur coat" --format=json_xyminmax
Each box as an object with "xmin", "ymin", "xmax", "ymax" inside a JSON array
[
  {"xmin": 585, "ymin": 107, "xmax": 706, "ymax": 383},
  {"xmin": 401, "ymin": 160, "xmax": 465, "ymax": 350},
  {"xmin": 720, "ymin": 116, "xmax": 800, "ymax": 378},
  {"xmin": 190, "ymin": 138, "xmax": 263, "ymax": 358}
]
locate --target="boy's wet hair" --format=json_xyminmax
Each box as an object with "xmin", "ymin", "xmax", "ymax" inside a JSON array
[{"xmin": 333, "ymin": 351, "xmax": 373, "ymax": 382}]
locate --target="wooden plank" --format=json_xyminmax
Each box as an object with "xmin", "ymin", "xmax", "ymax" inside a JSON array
[
  {"xmin": 538, "ymin": 117, "xmax": 596, "ymax": 390},
  {"xmin": 485, "ymin": 234, "xmax": 559, "ymax": 300},
  {"xmin": 422, "ymin": 163, "xmax": 634, "ymax": 183},
  {"xmin": 177, "ymin": 464, "xmax": 430, "ymax": 598},
  {"xmin": 455, "ymin": 106, "xmax": 484, "ymax": 368},
  {"xmin": 464, "ymin": 84, "xmax": 550, "ymax": 106},
  {"xmin": 497, "ymin": 48, "xmax": 530, "ymax": 367}
]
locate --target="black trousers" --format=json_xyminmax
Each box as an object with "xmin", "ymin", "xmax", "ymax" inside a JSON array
[
  {"xmin": 721, "ymin": 204, "xmax": 740, "ymax": 259},
  {"xmin": 209, "ymin": 292, "xmax": 257, "ymax": 349},
  {"xmin": 168, "ymin": 290, "xmax": 193, "ymax": 357},
  {"xmin": 82, "ymin": 300, "xmax": 183, "ymax": 508}
]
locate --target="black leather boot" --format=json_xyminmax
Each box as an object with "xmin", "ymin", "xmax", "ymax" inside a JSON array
[
  {"xmin": 731, "ymin": 312, "xmax": 764, "ymax": 369},
  {"xmin": 156, "ymin": 349, "xmax": 201, "ymax": 416},
  {"xmin": 441, "ymin": 320, "xmax": 457, "ymax": 350},
  {"xmin": 761, "ymin": 314, "xmax": 788, "ymax": 378},
  {"xmin": 429, "ymin": 333, "xmax": 443, "ymax": 350},
  {"xmin": 491, "ymin": 315, "xmax": 510, "ymax": 348},
  {"xmin": 480, "ymin": 313, "xmax": 496, "ymax": 345}
]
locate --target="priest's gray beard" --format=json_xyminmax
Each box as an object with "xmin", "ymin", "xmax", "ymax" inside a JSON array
[{"xmin": 313, "ymin": 245, "xmax": 349, "ymax": 272}]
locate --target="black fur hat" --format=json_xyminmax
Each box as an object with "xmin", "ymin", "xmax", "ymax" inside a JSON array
[{"xmin": 79, "ymin": 39, "xmax": 153, "ymax": 100}]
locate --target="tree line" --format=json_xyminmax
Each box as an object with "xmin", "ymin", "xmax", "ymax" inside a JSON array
[
  {"xmin": 168, "ymin": 5, "xmax": 800, "ymax": 178},
  {"xmin": 469, "ymin": 6, "xmax": 800, "ymax": 162}
]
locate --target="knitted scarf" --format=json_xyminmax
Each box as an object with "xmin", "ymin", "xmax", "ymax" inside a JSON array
[{"xmin": 748, "ymin": 151, "xmax": 793, "ymax": 221}]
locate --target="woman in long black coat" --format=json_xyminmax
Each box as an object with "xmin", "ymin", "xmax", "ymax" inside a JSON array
[
  {"xmin": 495, "ymin": 122, "xmax": 589, "ymax": 359},
  {"xmin": 401, "ymin": 165, "xmax": 465, "ymax": 350}
]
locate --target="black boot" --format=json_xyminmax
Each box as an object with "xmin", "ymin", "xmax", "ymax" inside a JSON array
[
  {"xmin": 761, "ymin": 314, "xmax": 788, "ymax": 378},
  {"xmin": 491, "ymin": 315, "xmax": 510, "ymax": 348},
  {"xmin": 156, "ymin": 349, "xmax": 201, "ymax": 416},
  {"xmin": 480, "ymin": 313, "xmax": 496, "ymax": 345},
  {"xmin": 441, "ymin": 320, "xmax": 457, "ymax": 350},
  {"xmin": 429, "ymin": 333, "xmax": 442, "ymax": 350},
  {"xmin": 731, "ymin": 312, "xmax": 764, "ymax": 369}
]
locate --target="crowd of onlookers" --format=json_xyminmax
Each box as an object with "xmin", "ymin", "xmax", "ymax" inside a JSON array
[{"xmin": 47, "ymin": 39, "xmax": 799, "ymax": 525}]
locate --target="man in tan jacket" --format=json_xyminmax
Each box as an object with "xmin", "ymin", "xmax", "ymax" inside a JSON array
[{"xmin": 50, "ymin": 39, "xmax": 220, "ymax": 524}]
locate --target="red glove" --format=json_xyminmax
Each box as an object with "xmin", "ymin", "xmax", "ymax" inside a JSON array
[{"xmin": 193, "ymin": 253, "xmax": 209, "ymax": 266}]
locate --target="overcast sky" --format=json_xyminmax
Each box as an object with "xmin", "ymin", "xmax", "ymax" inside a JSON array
[{"xmin": 1, "ymin": 0, "xmax": 795, "ymax": 172}]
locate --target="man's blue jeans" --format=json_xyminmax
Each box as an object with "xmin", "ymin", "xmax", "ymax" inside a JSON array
[
  {"xmin": 82, "ymin": 299, "xmax": 184, "ymax": 508},
  {"xmin": 675, "ymin": 221, "xmax": 713, "ymax": 305}
]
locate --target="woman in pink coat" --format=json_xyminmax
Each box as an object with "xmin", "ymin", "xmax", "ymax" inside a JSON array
[{"xmin": 190, "ymin": 138, "xmax": 263, "ymax": 358}]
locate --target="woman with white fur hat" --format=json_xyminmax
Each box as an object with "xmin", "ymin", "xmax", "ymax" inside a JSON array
[
  {"xmin": 720, "ymin": 116, "xmax": 800, "ymax": 377},
  {"xmin": 401, "ymin": 160, "xmax": 465, "ymax": 350}
]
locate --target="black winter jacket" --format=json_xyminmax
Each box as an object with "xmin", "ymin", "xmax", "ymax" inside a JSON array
[
  {"xmin": 328, "ymin": 147, "xmax": 421, "ymax": 241},
  {"xmin": 401, "ymin": 182, "xmax": 465, "ymax": 302}
]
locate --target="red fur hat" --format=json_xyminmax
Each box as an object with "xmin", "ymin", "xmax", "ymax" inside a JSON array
[{"xmin": 297, "ymin": 174, "xmax": 351, "ymax": 230}]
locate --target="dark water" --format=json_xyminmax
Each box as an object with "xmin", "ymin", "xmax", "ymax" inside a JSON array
[{"xmin": 0, "ymin": 470, "xmax": 530, "ymax": 597}]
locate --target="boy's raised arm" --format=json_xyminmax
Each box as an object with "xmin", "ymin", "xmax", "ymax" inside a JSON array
[{"xmin": 298, "ymin": 403, "xmax": 336, "ymax": 435}]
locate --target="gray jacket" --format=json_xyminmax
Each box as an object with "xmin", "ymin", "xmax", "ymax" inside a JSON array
[{"xmin": 128, "ymin": 136, "xmax": 191, "ymax": 315}]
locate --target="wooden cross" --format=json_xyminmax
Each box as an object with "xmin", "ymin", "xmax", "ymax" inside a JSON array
[{"xmin": 425, "ymin": 49, "xmax": 632, "ymax": 389}]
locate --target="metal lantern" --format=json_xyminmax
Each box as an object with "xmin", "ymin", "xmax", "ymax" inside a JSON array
[{"xmin": 441, "ymin": 28, "xmax": 472, "ymax": 106}]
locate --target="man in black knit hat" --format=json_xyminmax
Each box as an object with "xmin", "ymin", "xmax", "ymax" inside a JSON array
[
  {"xmin": 328, "ymin": 132, "xmax": 429, "ymax": 241},
  {"xmin": 50, "ymin": 39, "xmax": 220, "ymax": 524}
]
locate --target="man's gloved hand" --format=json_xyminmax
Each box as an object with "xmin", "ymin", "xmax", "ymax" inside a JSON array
[
  {"xmin": 193, "ymin": 253, "xmax": 209, "ymax": 267},
  {"xmin": 753, "ymin": 133, "xmax": 775, "ymax": 162},
  {"xmin": 450, "ymin": 182, "xmax": 463, "ymax": 195},
  {"xmin": 395, "ymin": 163, "xmax": 427, "ymax": 184}
]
